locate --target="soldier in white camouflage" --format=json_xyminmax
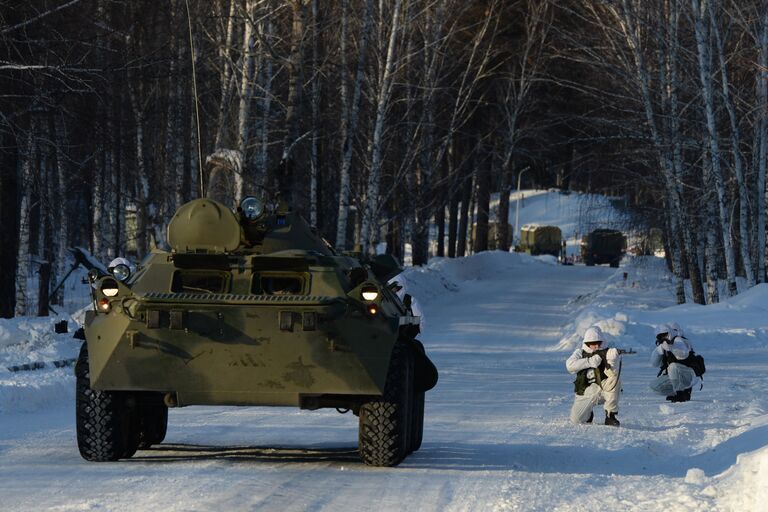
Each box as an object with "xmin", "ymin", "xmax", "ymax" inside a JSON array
[
  {"xmin": 565, "ymin": 326, "xmax": 622, "ymax": 426},
  {"xmin": 649, "ymin": 323, "xmax": 702, "ymax": 403}
]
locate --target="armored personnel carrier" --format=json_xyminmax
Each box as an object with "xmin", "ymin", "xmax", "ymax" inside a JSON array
[
  {"xmin": 580, "ymin": 228, "xmax": 626, "ymax": 267},
  {"xmin": 76, "ymin": 196, "xmax": 437, "ymax": 467}
]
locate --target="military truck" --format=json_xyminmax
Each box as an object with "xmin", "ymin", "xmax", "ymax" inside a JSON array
[
  {"xmin": 76, "ymin": 195, "xmax": 437, "ymax": 467},
  {"xmin": 580, "ymin": 228, "xmax": 626, "ymax": 267},
  {"xmin": 518, "ymin": 224, "xmax": 562, "ymax": 257}
]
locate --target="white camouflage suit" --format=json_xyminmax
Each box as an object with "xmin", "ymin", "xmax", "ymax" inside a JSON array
[
  {"xmin": 565, "ymin": 327, "xmax": 622, "ymax": 424},
  {"xmin": 649, "ymin": 324, "xmax": 697, "ymax": 396}
]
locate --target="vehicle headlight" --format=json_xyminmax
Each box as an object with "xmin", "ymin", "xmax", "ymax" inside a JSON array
[
  {"xmin": 101, "ymin": 278, "xmax": 119, "ymax": 297},
  {"xmin": 240, "ymin": 196, "xmax": 265, "ymax": 221},
  {"xmin": 110, "ymin": 263, "xmax": 132, "ymax": 282},
  {"xmin": 107, "ymin": 257, "xmax": 134, "ymax": 282},
  {"xmin": 361, "ymin": 285, "xmax": 379, "ymax": 302}
]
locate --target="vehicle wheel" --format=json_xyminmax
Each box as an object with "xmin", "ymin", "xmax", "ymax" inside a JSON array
[
  {"xmin": 585, "ymin": 259, "xmax": 594, "ymax": 266},
  {"xmin": 610, "ymin": 259, "xmax": 620, "ymax": 268},
  {"xmin": 358, "ymin": 340, "xmax": 413, "ymax": 467},
  {"xmin": 408, "ymin": 390, "xmax": 425, "ymax": 453},
  {"xmin": 75, "ymin": 342, "xmax": 139, "ymax": 461},
  {"xmin": 136, "ymin": 395, "xmax": 168, "ymax": 448}
]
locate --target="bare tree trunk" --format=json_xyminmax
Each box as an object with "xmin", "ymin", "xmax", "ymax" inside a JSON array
[
  {"xmin": 435, "ymin": 203, "xmax": 445, "ymax": 257},
  {"xmin": 703, "ymin": 145, "xmax": 720, "ymax": 303},
  {"xmin": 660, "ymin": 0, "xmax": 704, "ymax": 304},
  {"xmin": 497, "ymin": 157, "xmax": 512, "ymax": 251},
  {"xmin": 164, "ymin": 1, "xmax": 179, "ymax": 216},
  {"xmin": 614, "ymin": 0, "xmax": 686, "ymax": 302},
  {"xmin": 174, "ymin": 24, "xmax": 186, "ymax": 210},
  {"xmin": 447, "ymin": 138, "xmax": 459, "ymax": 258},
  {"xmin": 457, "ymin": 171, "xmax": 474, "ymax": 258},
  {"xmin": 412, "ymin": 2, "xmax": 439, "ymax": 266},
  {"xmin": 335, "ymin": 0, "xmax": 374, "ymax": 250},
  {"xmin": 15, "ymin": 122, "xmax": 36, "ymax": 316},
  {"xmin": 308, "ymin": 0, "xmax": 320, "ymax": 227},
  {"xmin": 756, "ymin": 10, "xmax": 768, "ymax": 283},
  {"xmin": 448, "ymin": 190, "xmax": 459, "ymax": 258},
  {"xmin": 51, "ymin": 112, "xmax": 69, "ymax": 306},
  {"xmin": 105, "ymin": 118, "xmax": 118, "ymax": 261},
  {"xmin": 473, "ymin": 147, "xmax": 490, "ymax": 253},
  {"xmin": 691, "ymin": 0, "xmax": 738, "ymax": 296},
  {"xmin": 710, "ymin": 1, "xmax": 754, "ymax": 287},
  {"xmin": 214, "ymin": 0, "xmax": 238, "ymax": 150},
  {"xmin": 360, "ymin": 0, "xmax": 403, "ymax": 254},
  {"xmin": 235, "ymin": 0, "xmax": 257, "ymax": 204},
  {"xmin": 278, "ymin": 0, "xmax": 307, "ymax": 202},
  {"xmin": 37, "ymin": 121, "xmax": 53, "ymax": 316},
  {"xmin": 257, "ymin": 12, "xmax": 273, "ymax": 184}
]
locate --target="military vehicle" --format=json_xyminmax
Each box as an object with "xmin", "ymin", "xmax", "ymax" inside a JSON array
[
  {"xmin": 518, "ymin": 224, "xmax": 562, "ymax": 257},
  {"xmin": 580, "ymin": 228, "xmax": 626, "ymax": 267},
  {"xmin": 75, "ymin": 195, "xmax": 438, "ymax": 467}
]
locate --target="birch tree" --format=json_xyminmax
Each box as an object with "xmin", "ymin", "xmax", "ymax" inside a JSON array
[
  {"xmin": 308, "ymin": 0, "xmax": 320, "ymax": 227},
  {"xmin": 235, "ymin": 0, "xmax": 258, "ymax": 204},
  {"xmin": 278, "ymin": 0, "xmax": 308, "ymax": 203},
  {"xmin": 335, "ymin": 0, "xmax": 374, "ymax": 250},
  {"xmin": 14, "ymin": 124, "xmax": 36, "ymax": 316},
  {"xmin": 214, "ymin": 0, "xmax": 239, "ymax": 151},
  {"xmin": 52, "ymin": 111, "xmax": 70, "ymax": 306},
  {"xmin": 691, "ymin": 0, "xmax": 738, "ymax": 296},
  {"xmin": 360, "ymin": 0, "xmax": 403, "ymax": 254},
  {"xmin": 710, "ymin": 0, "xmax": 754, "ymax": 287}
]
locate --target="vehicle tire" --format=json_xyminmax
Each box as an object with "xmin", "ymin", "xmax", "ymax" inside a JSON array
[
  {"xmin": 136, "ymin": 395, "xmax": 168, "ymax": 448},
  {"xmin": 358, "ymin": 340, "xmax": 413, "ymax": 467},
  {"xmin": 408, "ymin": 390, "xmax": 425, "ymax": 453},
  {"xmin": 75, "ymin": 342, "xmax": 138, "ymax": 461},
  {"xmin": 585, "ymin": 259, "xmax": 594, "ymax": 266},
  {"xmin": 610, "ymin": 259, "xmax": 620, "ymax": 268}
]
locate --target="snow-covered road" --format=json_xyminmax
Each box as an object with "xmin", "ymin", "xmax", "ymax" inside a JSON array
[{"xmin": 2, "ymin": 253, "xmax": 767, "ymax": 511}]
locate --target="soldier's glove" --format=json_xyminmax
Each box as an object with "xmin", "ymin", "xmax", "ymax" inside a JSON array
[
  {"xmin": 587, "ymin": 354, "xmax": 602, "ymax": 368},
  {"xmin": 606, "ymin": 348, "xmax": 619, "ymax": 367}
]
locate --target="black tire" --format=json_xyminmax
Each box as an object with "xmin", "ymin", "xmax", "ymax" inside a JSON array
[
  {"xmin": 75, "ymin": 342, "xmax": 138, "ymax": 461},
  {"xmin": 610, "ymin": 259, "xmax": 620, "ymax": 268},
  {"xmin": 585, "ymin": 259, "xmax": 594, "ymax": 266},
  {"xmin": 136, "ymin": 396, "xmax": 168, "ymax": 449},
  {"xmin": 358, "ymin": 340, "xmax": 413, "ymax": 467},
  {"xmin": 408, "ymin": 390, "xmax": 425, "ymax": 453}
]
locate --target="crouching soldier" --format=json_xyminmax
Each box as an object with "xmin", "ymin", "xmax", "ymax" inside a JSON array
[
  {"xmin": 650, "ymin": 323, "xmax": 700, "ymax": 402},
  {"xmin": 566, "ymin": 326, "xmax": 622, "ymax": 426}
]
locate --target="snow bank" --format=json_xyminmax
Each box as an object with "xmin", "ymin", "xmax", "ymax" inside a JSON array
[
  {"xmin": 709, "ymin": 441, "xmax": 768, "ymax": 510},
  {"xmin": 0, "ymin": 369, "xmax": 75, "ymax": 413},
  {"xmin": 0, "ymin": 315, "xmax": 81, "ymax": 413},
  {"xmin": 553, "ymin": 256, "xmax": 768, "ymax": 357}
]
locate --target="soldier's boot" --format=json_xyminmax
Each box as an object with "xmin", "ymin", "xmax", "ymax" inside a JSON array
[
  {"xmin": 665, "ymin": 393, "xmax": 676, "ymax": 401},
  {"xmin": 604, "ymin": 412, "xmax": 620, "ymax": 427},
  {"xmin": 670, "ymin": 388, "xmax": 692, "ymax": 403},
  {"xmin": 586, "ymin": 411, "xmax": 593, "ymax": 424}
]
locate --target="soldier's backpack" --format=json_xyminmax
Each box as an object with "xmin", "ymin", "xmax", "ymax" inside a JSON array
[{"xmin": 684, "ymin": 352, "xmax": 706, "ymax": 377}]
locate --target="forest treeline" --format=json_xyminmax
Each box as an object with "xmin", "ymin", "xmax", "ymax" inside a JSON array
[{"xmin": 1, "ymin": 0, "xmax": 767, "ymax": 317}]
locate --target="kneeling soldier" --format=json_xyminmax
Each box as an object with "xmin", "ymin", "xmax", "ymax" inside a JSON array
[
  {"xmin": 566, "ymin": 326, "xmax": 622, "ymax": 426},
  {"xmin": 650, "ymin": 322, "xmax": 698, "ymax": 402}
]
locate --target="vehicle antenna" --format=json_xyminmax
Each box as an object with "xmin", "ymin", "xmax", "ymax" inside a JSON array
[{"xmin": 184, "ymin": 0, "xmax": 205, "ymax": 198}]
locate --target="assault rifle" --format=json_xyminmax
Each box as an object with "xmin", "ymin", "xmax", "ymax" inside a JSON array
[
  {"xmin": 592, "ymin": 347, "xmax": 636, "ymax": 383},
  {"xmin": 594, "ymin": 347, "xmax": 637, "ymax": 358}
]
